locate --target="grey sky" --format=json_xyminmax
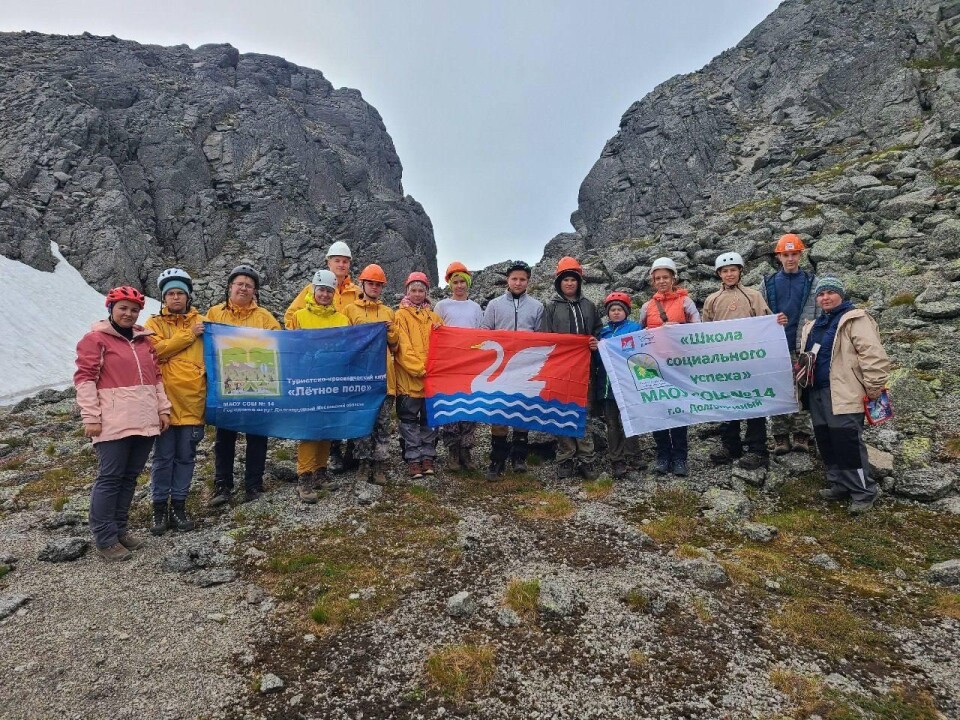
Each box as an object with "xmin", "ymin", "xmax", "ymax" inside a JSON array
[{"xmin": 1, "ymin": 0, "xmax": 781, "ymax": 274}]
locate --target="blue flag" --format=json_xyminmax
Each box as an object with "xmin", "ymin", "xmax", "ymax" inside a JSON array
[{"xmin": 203, "ymin": 322, "xmax": 387, "ymax": 441}]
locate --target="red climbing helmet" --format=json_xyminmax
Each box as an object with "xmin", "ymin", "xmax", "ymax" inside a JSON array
[
  {"xmin": 604, "ymin": 291, "xmax": 632, "ymax": 310},
  {"xmin": 105, "ymin": 286, "xmax": 146, "ymax": 309}
]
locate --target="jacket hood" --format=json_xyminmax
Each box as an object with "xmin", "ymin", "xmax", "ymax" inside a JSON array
[
  {"xmin": 553, "ymin": 272, "xmax": 582, "ymax": 299},
  {"xmin": 652, "ymin": 287, "xmax": 689, "ymax": 302},
  {"xmin": 91, "ymin": 319, "xmax": 154, "ymax": 339},
  {"xmin": 303, "ymin": 292, "xmax": 340, "ymax": 317}
]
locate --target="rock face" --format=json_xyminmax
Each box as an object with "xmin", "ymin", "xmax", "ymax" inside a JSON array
[{"xmin": 0, "ymin": 32, "xmax": 437, "ymax": 306}]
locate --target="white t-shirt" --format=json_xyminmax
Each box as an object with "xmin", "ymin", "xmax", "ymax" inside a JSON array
[{"xmin": 435, "ymin": 298, "xmax": 483, "ymax": 328}]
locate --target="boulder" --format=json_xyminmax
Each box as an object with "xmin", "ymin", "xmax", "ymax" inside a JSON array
[
  {"xmin": 701, "ymin": 488, "xmax": 752, "ymax": 521},
  {"xmin": 445, "ymin": 591, "xmax": 478, "ymax": 619},
  {"xmin": 678, "ymin": 558, "xmax": 729, "ymax": 587},
  {"xmin": 927, "ymin": 559, "xmax": 960, "ymax": 586},
  {"xmin": 739, "ymin": 522, "xmax": 778, "ymax": 543},
  {"xmin": 537, "ymin": 577, "xmax": 585, "ymax": 618},
  {"xmin": 810, "ymin": 553, "xmax": 841, "ymax": 571},
  {"xmin": 259, "ymin": 673, "xmax": 284, "ymax": 694},
  {"xmin": 38, "ymin": 537, "xmax": 88, "ymax": 563},
  {"xmin": 0, "ymin": 594, "xmax": 31, "ymax": 621},
  {"xmin": 895, "ymin": 469, "xmax": 955, "ymax": 501}
]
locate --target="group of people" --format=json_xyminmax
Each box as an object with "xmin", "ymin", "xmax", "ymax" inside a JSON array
[{"xmin": 73, "ymin": 234, "xmax": 891, "ymax": 561}]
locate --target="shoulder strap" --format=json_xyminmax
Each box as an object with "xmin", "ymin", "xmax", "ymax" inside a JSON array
[{"xmin": 654, "ymin": 299, "xmax": 669, "ymax": 323}]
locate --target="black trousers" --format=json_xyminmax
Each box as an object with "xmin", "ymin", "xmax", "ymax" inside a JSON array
[{"xmin": 214, "ymin": 428, "xmax": 268, "ymax": 493}]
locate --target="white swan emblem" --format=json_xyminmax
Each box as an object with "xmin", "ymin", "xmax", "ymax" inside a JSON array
[{"xmin": 470, "ymin": 340, "xmax": 555, "ymax": 397}]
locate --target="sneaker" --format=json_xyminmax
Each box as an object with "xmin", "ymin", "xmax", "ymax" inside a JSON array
[
  {"xmin": 792, "ymin": 433, "xmax": 812, "ymax": 453},
  {"xmin": 848, "ymin": 496, "xmax": 877, "ymax": 515},
  {"xmin": 818, "ymin": 487, "xmax": 849, "ymax": 501},
  {"xmin": 371, "ymin": 462, "xmax": 388, "ymax": 485},
  {"xmin": 557, "ymin": 459, "xmax": 575, "ymax": 480},
  {"xmin": 170, "ymin": 501, "xmax": 195, "ymax": 532},
  {"xmin": 207, "ymin": 489, "xmax": 231, "ymax": 508},
  {"xmin": 578, "ymin": 461, "xmax": 599, "ymax": 480},
  {"xmin": 738, "ymin": 453, "xmax": 769, "ymax": 471},
  {"xmin": 422, "ymin": 458, "xmax": 435, "ymax": 476},
  {"xmin": 408, "ymin": 461, "xmax": 424, "ymax": 480},
  {"xmin": 671, "ymin": 459, "xmax": 689, "ymax": 477},
  {"xmin": 117, "ymin": 532, "xmax": 144, "ymax": 550},
  {"xmin": 150, "ymin": 503, "xmax": 169, "ymax": 536},
  {"xmin": 773, "ymin": 435, "xmax": 791, "ymax": 456},
  {"xmin": 97, "ymin": 543, "xmax": 132, "ymax": 562},
  {"xmin": 709, "ymin": 446, "xmax": 741, "ymax": 465},
  {"xmin": 653, "ymin": 456, "xmax": 671, "ymax": 475}
]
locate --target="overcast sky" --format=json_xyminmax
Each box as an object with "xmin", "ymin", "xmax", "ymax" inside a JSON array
[{"xmin": 1, "ymin": 0, "xmax": 781, "ymax": 274}]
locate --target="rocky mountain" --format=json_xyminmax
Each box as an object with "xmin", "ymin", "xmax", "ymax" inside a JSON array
[
  {"xmin": 0, "ymin": 32, "xmax": 437, "ymax": 307},
  {"xmin": 466, "ymin": 0, "xmax": 960, "ymax": 500}
]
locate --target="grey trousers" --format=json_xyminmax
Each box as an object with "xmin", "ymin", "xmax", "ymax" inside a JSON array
[
  {"xmin": 151, "ymin": 424, "xmax": 204, "ymax": 502},
  {"xmin": 808, "ymin": 387, "xmax": 875, "ymax": 502},
  {"xmin": 603, "ymin": 400, "xmax": 640, "ymax": 464},
  {"xmin": 397, "ymin": 395, "xmax": 437, "ymax": 462},
  {"xmin": 90, "ymin": 435, "xmax": 155, "ymax": 549}
]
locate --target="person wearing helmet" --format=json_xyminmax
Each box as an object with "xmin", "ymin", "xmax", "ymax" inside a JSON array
[
  {"xmin": 345, "ymin": 264, "xmax": 399, "ymax": 486},
  {"xmin": 394, "ymin": 272, "xmax": 444, "ymax": 479},
  {"xmin": 702, "ymin": 251, "xmax": 775, "ymax": 470},
  {"xmin": 540, "ymin": 256, "xmax": 603, "ymax": 480},
  {"xmin": 206, "ymin": 264, "xmax": 282, "ymax": 506},
  {"xmin": 799, "ymin": 277, "xmax": 890, "ymax": 515},
  {"xmin": 481, "ymin": 260, "xmax": 545, "ymax": 479},
  {"xmin": 435, "ymin": 261, "xmax": 484, "ymax": 471},
  {"xmin": 597, "ymin": 292, "xmax": 644, "ymax": 481},
  {"xmin": 760, "ymin": 233, "xmax": 819, "ymax": 455},
  {"xmin": 283, "ymin": 240, "xmax": 360, "ymax": 327},
  {"xmin": 637, "ymin": 257, "xmax": 701, "ymax": 477},
  {"xmin": 75, "ymin": 286, "xmax": 172, "ymax": 561},
  {"xmin": 285, "ymin": 269, "xmax": 350, "ymax": 503},
  {"xmin": 144, "ymin": 269, "xmax": 207, "ymax": 535}
]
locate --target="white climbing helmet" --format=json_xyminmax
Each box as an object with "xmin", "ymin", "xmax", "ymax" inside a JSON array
[
  {"xmin": 157, "ymin": 267, "xmax": 193, "ymax": 292},
  {"xmin": 326, "ymin": 241, "xmax": 352, "ymax": 259},
  {"xmin": 714, "ymin": 252, "xmax": 745, "ymax": 273},
  {"xmin": 650, "ymin": 257, "xmax": 678, "ymax": 276},
  {"xmin": 312, "ymin": 269, "xmax": 337, "ymax": 290}
]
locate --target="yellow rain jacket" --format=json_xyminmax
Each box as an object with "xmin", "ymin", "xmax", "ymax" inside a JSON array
[
  {"xmin": 206, "ymin": 300, "xmax": 282, "ymax": 330},
  {"xmin": 144, "ymin": 307, "xmax": 207, "ymax": 425},
  {"xmin": 394, "ymin": 304, "xmax": 443, "ymax": 398},
  {"xmin": 345, "ymin": 297, "xmax": 399, "ymax": 395},
  {"xmin": 285, "ymin": 293, "xmax": 350, "ymax": 330},
  {"xmin": 284, "ymin": 276, "xmax": 360, "ymax": 327}
]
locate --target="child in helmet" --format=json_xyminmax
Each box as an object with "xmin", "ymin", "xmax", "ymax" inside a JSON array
[
  {"xmin": 480, "ymin": 260, "xmax": 544, "ymax": 479},
  {"xmin": 286, "ymin": 269, "xmax": 350, "ymax": 503},
  {"xmin": 207, "ymin": 264, "xmax": 282, "ymax": 505},
  {"xmin": 435, "ymin": 262, "xmax": 483, "ymax": 471},
  {"xmin": 394, "ymin": 272, "xmax": 444, "ymax": 479},
  {"xmin": 145, "ymin": 268, "xmax": 207, "ymax": 535},
  {"xmin": 702, "ymin": 251, "xmax": 776, "ymax": 470},
  {"xmin": 637, "ymin": 257, "xmax": 701, "ymax": 476},
  {"xmin": 540, "ymin": 256, "xmax": 602, "ymax": 480},
  {"xmin": 345, "ymin": 264, "xmax": 399, "ymax": 486},
  {"xmin": 597, "ymin": 292, "xmax": 644, "ymax": 481},
  {"xmin": 75, "ymin": 286, "xmax": 172, "ymax": 561},
  {"xmin": 760, "ymin": 233, "xmax": 819, "ymax": 455}
]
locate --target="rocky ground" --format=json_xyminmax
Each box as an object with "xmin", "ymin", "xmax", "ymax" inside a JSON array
[{"xmin": 1, "ymin": 389, "xmax": 959, "ymax": 720}]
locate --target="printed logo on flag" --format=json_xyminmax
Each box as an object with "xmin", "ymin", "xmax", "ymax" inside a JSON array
[
  {"xmin": 620, "ymin": 336, "xmax": 635, "ymax": 351},
  {"xmin": 425, "ymin": 327, "xmax": 590, "ymax": 437}
]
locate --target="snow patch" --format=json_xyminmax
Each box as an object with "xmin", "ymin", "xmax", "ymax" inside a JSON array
[{"xmin": 0, "ymin": 243, "xmax": 160, "ymax": 405}]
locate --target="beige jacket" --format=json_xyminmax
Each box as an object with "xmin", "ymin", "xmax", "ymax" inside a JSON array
[
  {"xmin": 799, "ymin": 308, "xmax": 891, "ymax": 414},
  {"xmin": 701, "ymin": 284, "xmax": 771, "ymax": 322}
]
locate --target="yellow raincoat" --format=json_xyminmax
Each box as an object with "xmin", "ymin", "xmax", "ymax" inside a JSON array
[
  {"xmin": 144, "ymin": 307, "xmax": 207, "ymax": 425},
  {"xmin": 283, "ymin": 277, "xmax": 359, "ymax": 327},
  {"xmin": 394, "ymin": 304, "xmax": 442, "ymax": 398},
  {"xmin": 345, "ymin": 297, "xmax": 398, "ymax": 395}
]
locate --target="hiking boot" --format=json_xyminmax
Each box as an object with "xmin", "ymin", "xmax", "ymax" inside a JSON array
[
  {"xmin": 446, "ymin": 450, "xmax": 462, "ymax": 472},
  {"xmin": 578, "ymin": 461, "xmax": 599, "ymax": 480},
  {"xmin": 317, "ymin": 468, "xmax": 340, "ymax": 491},
  {"xmin": 511, "ymin": 457, "xmax": 528, "ymax": 473},
  {"xmin": 422, "ymin": 458, "xmax": 435, "ymax": 476},
  {"xmin": 150, "ymin": 502, "xmax": 169, "ymax": 536},
  {"xmin": 818, "ymin": 487, "xmax": 849, "ymax": 501},
  {"xmin": 848, "ymin": 496, "xmax": 877, "ymax": 516},
  {"xmin": 486, "ymin": 459, "xmax": 505, "ymax": 482},
  {"xmin": 355, "ymin": 461, "xmax": 371, "ymax": 484},
  {"xmin": 371, "ymin": 462, "xmax": 388, "ymax": 486},
  {"xmin": 792, "ymin": 433, "xmax": 812, "ymax": 453},
  {"xmin": 653, "ymin": 455, "xmax": 671, "ymax": 475},
  {"xmin": 671, "ymin": 459, "xmax": 689, "ymax": 477},
  {"xmin": 328, "ymin": 443, "xmax": 344, "ymax": 473},
  {"xmin": 408, "ymin": 461, "xmax": 424, "ymax": 480},
  {"xmin": 170, "ymin": 501, "xmax": 195, "ymax": 532},
  {"xmin": 459, "ymin": 446, "xmax": 476, "ymax": 471},
  {"xmin": 242, "ymin": 489, "xmax": 263, "ymax": 503},
  {"xmin": 98, "ymin": 543, "xmax": 132, "ymax": 562},
  {"xmin": 611, "ymin": 461, "xmax": 628, "ymax": 480},
  {"xmin": 297, "ymin": 473, "xmax": 318, "ymax": 504},
  {"xmin": 557, "ymin": 459, "xmax": 575, "ymax": 480},
  {"xmin": 207, "ymin": 488, "xmax": 231, "ymax": 508},
  {"xmin": 117, "ymin": 532, "xmax": 144, "ymax": 550},
  {"xmin": 709, "ymin": 446, "xmax": 741, "ymax": 465},
  {"xmin": 738, "ymin": 453, "xmax": 769, "ymax": 471},
  {"xmin": 773, "ymin": 435, "xmax": 791, "ymax": 456}
]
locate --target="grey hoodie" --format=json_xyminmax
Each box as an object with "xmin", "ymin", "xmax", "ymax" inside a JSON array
[{"xmin": 481, "ymin": 291, "xmax": 544, "ymax": 332}]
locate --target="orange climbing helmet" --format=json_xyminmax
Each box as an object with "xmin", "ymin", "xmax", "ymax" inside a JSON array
[
  {"xmin": 775, "ymin": 233, "xmax": 806, "ymax": 253},
  {"xmin": 405, "ymin": 271, "xmax": 430, "ymax": 288},
  {"xmin": 555, "ymin": 256, "xmax": 584, "ymax": 277},
  {"xmin": 444, "ymin": 261, "xmax": 470, "ymax": 282},
  {"xmin": 358, "ymin": 264, "xmax": 387, "ymax": 284},
  {"xmin": 604, "ymin": 291, "xmax": 632, "ymax": 311}
]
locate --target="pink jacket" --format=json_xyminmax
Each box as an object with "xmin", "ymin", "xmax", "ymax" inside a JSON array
[{"xmin": 74, "ymin": 320, "xmax": 172, "ymax": 444}]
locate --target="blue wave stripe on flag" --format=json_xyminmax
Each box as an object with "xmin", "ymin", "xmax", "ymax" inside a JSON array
[{"xmin": 426, "ymin": 391, "xmax": 586, "ymax": 437}]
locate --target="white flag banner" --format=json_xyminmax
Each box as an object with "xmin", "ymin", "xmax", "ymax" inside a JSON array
[{"xmin": 598, "ymin": 315, "xmax": 798, "ymax": 436}]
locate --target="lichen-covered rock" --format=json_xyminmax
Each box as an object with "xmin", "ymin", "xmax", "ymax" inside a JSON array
[
  {"xmin": 701, "ymin": 488, "xmax": 752, "ymax": 521},
  {"xmin": 927, "ymin": 559, "xmax": 960, "ymax": 586},
  {"xmin": 896, "ymin": 469, "xmax": 955, "ymax": 501}
]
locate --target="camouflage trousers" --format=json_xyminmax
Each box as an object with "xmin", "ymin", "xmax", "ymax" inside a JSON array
[
  {"xmin": 353, "ymin": 396, "xmax": 394, "ymax": 463},
  {"xmin": 440, "ymin": 422, "xmax": 477, "ymax": 451}
]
